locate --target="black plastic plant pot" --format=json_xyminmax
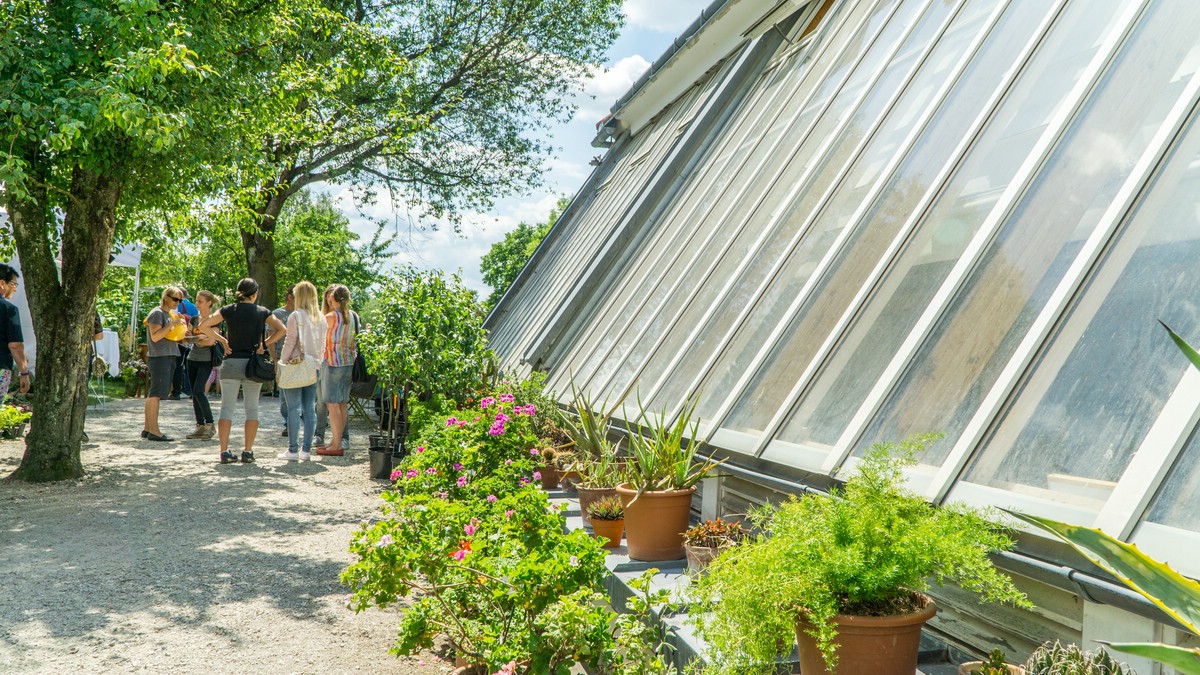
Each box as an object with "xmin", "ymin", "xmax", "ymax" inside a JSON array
[{"xmin": 369, "ymin": 447, "xmax": 394, "ymax": 480}]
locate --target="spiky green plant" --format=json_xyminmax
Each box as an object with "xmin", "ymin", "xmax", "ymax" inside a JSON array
[
  {"xmin": 624, "ymin": 393, "xmax": 724, "ymax": 501},
  {"xmin": 587, "ymin": 495, "xmax": 625, "ymax": 521},
  {"xmin": 1025, "ymin": 640, "xmax": 1136, "ymax": 675}
]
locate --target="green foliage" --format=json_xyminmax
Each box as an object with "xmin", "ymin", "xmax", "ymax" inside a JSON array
[
  {"xmin": 626, "ymin": 394, "xmax": 723, "ymax": 497},
  {"xmin": 481, "ymin": 197, "xmax": 569, "ymax": 312},
  {"xmin": 1025, "ymin": 641, "xmax": 1136, "ymax": 675},
  {"xmin": 587, "ymin": 496, "xmax": 624, "ymax": 521},
  {"xmin": 343, "ymin": 488, "xmax": 610, "ymax": 671},
  {"xmin": 966, "ymin": 648, "xmax": 1017, "ymax": 675},
  {"xmin": 682, "ymin": 518, "xmax": 746, "ymax": 549},
  {"xmin": 692, "ymin": 436, "xmax": 1030, "ymax": 674},
  {"xmin": 0, "ymin": 404, "xmax": 32, "ymax": 432},
  {"xmin": 357, "ymin": 266, "xmax": 493, "ymax": 403}
]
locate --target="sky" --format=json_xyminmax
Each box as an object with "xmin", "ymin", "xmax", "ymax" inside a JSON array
[{"xmin": 326, "ymin": 0, "xmax": 703, "ymax": 295}]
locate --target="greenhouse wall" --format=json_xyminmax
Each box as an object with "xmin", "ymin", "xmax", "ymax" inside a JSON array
[{"xmin": 486, "ymin": 0, "xmax": 1200, "ymax": 665}]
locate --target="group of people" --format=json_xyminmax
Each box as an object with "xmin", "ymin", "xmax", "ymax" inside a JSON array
[{"xmin": 142, "ymin": 277, "xmax": 361, "ymax": 465}]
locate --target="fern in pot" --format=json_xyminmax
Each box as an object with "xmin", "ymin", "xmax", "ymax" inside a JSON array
[
  {"xmin": 691, "ymin": 435, "xmax": 1030, "ymax": 675},
  {"xmin": 615, "ymin": 394, "xmax": 723, "ymax": 562}
]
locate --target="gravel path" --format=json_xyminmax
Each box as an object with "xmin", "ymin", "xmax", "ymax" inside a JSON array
[{"xmin": 0, "ymin": 395, "xmax": 452, "ymax": 674}]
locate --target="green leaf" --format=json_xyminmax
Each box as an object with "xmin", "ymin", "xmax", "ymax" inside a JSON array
[
  {"xmin": 1104, "ymin": 643, "xmax": 1200, "ymax": 674},
  {"xmin": 1010, "ymin": 512, "xmax": 1200, "ymax": 633},
  {"xmin": 1160, "ymin": 321, "xmax": 1200, "ymax": 372}
]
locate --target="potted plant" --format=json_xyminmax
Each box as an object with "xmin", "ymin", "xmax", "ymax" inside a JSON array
[
  {"xmin": 587, "ymin": 495, "xmax": 624, "ymax": 549},
  {"xmin": 0, "ymin": 402, "xmax": 32, "ymax": 439},
  {"xmin": 682, "ymin": 517, "xmax": 746, "ymax": 574},
  {"xmin": 561, "ymin": 382, "xmax": 628, "ymax": 521},
  {"xmin": 539, "ymin": 447, "xmax": 562, "ymax": 489},
  {"xmin": 692, "ymin": 435, "xmax": 1030, "ymax": 675},
  {"xmin": 1023, "ymin": 641, "xmax": 1133, "ymax": 674},
  {"xmin": 615, "ymin": 394, "xmax": 723, "ymax": 562},
  {"xmin": 959, "ymin": 648, "xmax": 1026, "ymax": 675}
]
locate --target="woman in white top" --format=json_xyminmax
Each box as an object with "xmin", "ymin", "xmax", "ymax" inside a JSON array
[{"xmin": 276, "ymin": 281, "xmax": 328, "ymax": 461}]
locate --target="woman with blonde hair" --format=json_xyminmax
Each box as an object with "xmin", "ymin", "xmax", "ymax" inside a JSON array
[
  {"xmin": 316, "ymin": 284, "xmax": 358, "ymax": 457},
  {"xmin": 198, "ymin": 278, "xmax": 286, "ymax": 464},
  {"xmin": 184, "ymin": 290, "xmax": 229, "ymax": 440},
  {"xmin": 277, "ymin": 281, "xmax": 327, "ymax": 461},
  {"xmin": 142, "ymin": 285, "xmax": 187, "ymax": 442}
]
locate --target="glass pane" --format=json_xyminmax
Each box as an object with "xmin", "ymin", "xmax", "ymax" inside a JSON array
[
  {"xmin": 861, "ymin": 0, "xmax": 1200, "ymax": 476},
  {"xmin": 717, "ymin": 0, "xmax": 995, "ymax": 437},
  {"xmin": 562, "ymin": 0, "xmax": 898, "ymax": 398},
  {"xmin": 768, "ymin": 0, "xmax": 1123, "ymax": 446},
  {"xmin": 684, "ymin": 0, "xmax": 983, "ymax": 425},
  {"xmin": 969, "ymin": 100, "xmax": 1200, "ymax": 513}
]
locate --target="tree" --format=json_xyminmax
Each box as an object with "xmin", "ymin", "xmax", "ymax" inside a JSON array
[
  {"xmin": 227, "ymin": 0, "xmax": 623, "ymax": 307},
  {"xmin": 0, "ymin": 0, "xmax": 312, "ymax": 482},
  {"xmin": 480, "ymin": 197, "xmax": 568, "ymax": 313}
]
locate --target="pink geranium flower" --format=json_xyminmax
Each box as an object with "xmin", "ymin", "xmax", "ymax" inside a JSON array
[
  {"xmin": 499, "ymin": 393, "xmax": 515, "ymax": 403},
  {"xmin": 405, "ymin": 469, "xmax": 418, "ymax": 478}
]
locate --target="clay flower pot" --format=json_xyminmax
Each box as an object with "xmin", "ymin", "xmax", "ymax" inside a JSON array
[
  {"xmin": 576, "ymin": 485, "xmax": 618, "ymax": 525},
  {"xmin": 560, "ymin": 470, "xmax": 582, "ymax": 491},
  {"xmin": 615, "ymin": 483, "xmax": 695, "ymax": 562},
  {"xmin": 684, "ymin": 543, "xmax": 726, "ymax": 574},
  {"xmin": 590, "ymin": 518, "xmax": 624, "ymax": 549},
  {"xmin": 540, "ymin": 463, "xmax": 561, "ymax": 490},
  {"xmin": 795, "ymin": 594, "xmax": 937, "ymax": 675}
]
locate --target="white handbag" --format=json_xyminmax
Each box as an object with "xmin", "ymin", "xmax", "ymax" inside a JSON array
[{"xmin": 277, "ymin": 325, "xmax": 318, "ymax": 389}]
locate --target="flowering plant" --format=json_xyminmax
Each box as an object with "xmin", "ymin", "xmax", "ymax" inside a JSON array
[
  {"xmin": 682, "ymin": 518, "xmax": 747, "ymax": 549},
  {"xmin": 119, "ymin": 359, "xmax": 149, "ymax": 385},
  {"xmin": 344, "ymin": 487, "xmax": 609, "ymax": 671}
]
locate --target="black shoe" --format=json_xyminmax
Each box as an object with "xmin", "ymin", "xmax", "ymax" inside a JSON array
[
  {"xmin": 146, "ymin": 432, "xmax": 174, "ymax": 442},
  {"xmin": 82, "ymin": 432, "xmax": 89, "ymax": 442},
  {"xmin": 220, "ymin": 451, "xmax": 238, "ymax": 464},
  {"xmin": 281, "ymin": 428, "xmax": 289, "ymax": 436},
  {"xmin": 240, "ymin": 451, "xmax": 255, "ymax": 464},
  {"xmin": 168, "ymin": 394, "xmax": 182, "ymax": 401},
  {"xmin": 141, "ymin": 430, "xmax": 149, "ymax": 439}
]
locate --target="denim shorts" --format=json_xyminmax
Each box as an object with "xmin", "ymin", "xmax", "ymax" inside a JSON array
[
  {"xmin": 322, "ymin": 364, "xmax": 353, "ymax": 404},
  {"xmin": 148, "ymin": 356, "xmax": 175, "ymax": 399}
]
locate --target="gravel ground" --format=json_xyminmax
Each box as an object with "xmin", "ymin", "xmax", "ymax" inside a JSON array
[{"xmin": 0, "ymin": 395, "xmax": 454, "ymax": 674}]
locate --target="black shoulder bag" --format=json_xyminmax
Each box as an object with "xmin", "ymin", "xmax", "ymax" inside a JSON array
[
  {"xmin": 351, "ymin": 312, "xmax": 371, "ymax": 383},
  {"xmin": 244, "ymin": 313, "xmax": 276, "ymax": 384}
]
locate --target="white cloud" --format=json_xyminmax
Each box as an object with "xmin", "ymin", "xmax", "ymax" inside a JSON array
[
  {"xmin": 572, "ymin": 54, "xmax": 651, "ymax": 125},
  {"xmin": 623, "ymin": 0, "xmax": 702, "ymax": 34}
]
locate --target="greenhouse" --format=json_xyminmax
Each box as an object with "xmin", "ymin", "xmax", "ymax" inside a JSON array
[{"xmin": 486, "ymin": 0, "xmax": 1200, "ymax": 665}]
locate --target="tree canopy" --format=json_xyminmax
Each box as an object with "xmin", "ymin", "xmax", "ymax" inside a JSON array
[{"xmin": 480, "ymin": 196, "xmax": 568, "ymax": 313}]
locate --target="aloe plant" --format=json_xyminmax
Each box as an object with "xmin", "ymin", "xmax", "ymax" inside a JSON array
[
  {"xmin": 1010, "ymin": 513, "xmax": 1200, "ymax": 673},
  {"xmin": 625, "ymin": 392, "xmax": 724, "ymax": 500},
  {"xmin": 562, "ymin": 378, "xmax": 627, "ymax": 459}
]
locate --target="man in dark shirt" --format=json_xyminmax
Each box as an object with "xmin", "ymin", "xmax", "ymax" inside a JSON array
[{"xmin": 0, "ymin": 264, "xmax": 30, "ymax": 402}]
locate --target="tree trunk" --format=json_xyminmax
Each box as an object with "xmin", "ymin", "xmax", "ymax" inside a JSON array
[
  {"xmin": 8, "ymin": 164, "xmax": 122, "ymax": 482},
  {"xmin": 241, "ymin": 189, "xmax": 288, "ymax": 309}
]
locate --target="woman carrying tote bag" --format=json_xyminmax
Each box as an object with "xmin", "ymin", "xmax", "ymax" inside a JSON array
[
  {"xmin": 276, "ymin": 281, "xmax": 326, "ymax": 462},
  {"xmin": 198, "ymin": 278, "xmax": 286, "ymax": 464}
]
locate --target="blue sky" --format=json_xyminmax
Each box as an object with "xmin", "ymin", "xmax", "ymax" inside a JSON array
[{"xmin": 328, "ymin": 0, "xmax": 701, "ymax": 294}]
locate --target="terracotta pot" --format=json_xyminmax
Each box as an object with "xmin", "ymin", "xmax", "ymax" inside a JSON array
[
  {"xmin": 615, "ymin": 483, "xmax": 695, "ymax": 561},
  {"xmin": 795, "ymin": 594, "xmax": 936, "ymax": 675},
  {"xmin": 576, "ymin": 485, "xmax": 618, "ymax": 525},
  {"xmin": 958, "ymin": 663, "xmax": 1025, "ymax": 675},
  {"xmin": 590, "ymin": 518, "xmax": 624, "ymax": 549},
  {"xmin": 560, "ymin": 470, "xmax": 582, "ymax": 491},
  {"xmin": 540, "ymin": 463, "xmax": 561, "ymax": 489},
  {"xmin": 684, "ymin": 543, "xmax": 726, "ymax": 574}
]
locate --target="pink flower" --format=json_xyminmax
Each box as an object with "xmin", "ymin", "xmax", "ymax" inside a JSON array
[
  {"xmin": 425, "ymin": 467, "xmax": 437, "ymax": 475},
  {"xmin": 480, "ymin": 397, "xmax": 496, "ymax": 409},
  {"xmin": 464, "ymin": 523, "xmax": 477, "ymax": 536},
  {"xmin": 532, "ymin": 471, "xmax": 542, "ymax": 481},
  {"xmin": 488, "ymin": 422, "xmax": 505, "ymax": 436},
  {"xmin": 499, "ymin": 393, "xmax": 515, "ymax": 403},
  {"xmin": 504, "ymin": 459, "xmax": 513, "ymax": 466},
  {"xmin": 389, "ymin": 469, "xmax": 403, "ymax": 481},
  {"xmin": 453, "ymin": 463, "xmax": 464, "ymax": 472},
  {"xmin": 451, "ymin": 549, "xmax": 468, "ymax": 562},
  {"xmin": 376, "ymin": 534, "xmax": 394, "ymax": 547},
  {"xmin": 494, "ymin": 412, "xmax": 509, "ymax": 423},
  {"xmin": 438, "ymin": 491, "xmax": 449, "ymax": 499},
  {"xmin": 458, "ymin": 421, "xmax": 468, "ymax": 428},
  {"xmin": 529, "ymin": 448, "xmax": 539, "ymax": 457},
  {"xmin": 487, "ymin": 494, "xmax": 498, "ymax": 503},
  {"xmin": 405, "ymin": 469, "xmax": 418, "ymax": 478},
  {"xmin": 505, "ymin": 509, "xmax": 515, "ymax": 518},
  {"xmin": 457, "ymin": 476, "xmax": 468, "ymax": 488},
  {"xmin": 446, "ymin": 417, "xmax": 458, "ymax": 426},
  {"xmin": 416, "ymin": 446, "xmax": 425, "ymax": 454},
  {"xmin": 493, "ymin": 660, "xmax": 517, "ymax": 675},
  {"xmin": 519, "ymin": 478, "xmax": 530, "ymax": 486}
]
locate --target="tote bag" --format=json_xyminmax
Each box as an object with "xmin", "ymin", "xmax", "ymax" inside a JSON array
[
  {"xmin": 277, "ymin": 322, "xmax": 317, "ymax": 389},
  {"xmin": 244, "ymin": 325, "xmax": 276, "ymax": 384}
]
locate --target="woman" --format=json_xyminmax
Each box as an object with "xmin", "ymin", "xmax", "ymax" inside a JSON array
[
  {"xmin": 276, "ymin": 281, "xmax": 326, "ymax": 461},
  {"xmin": 184, "ymin": 291, "xmax": 228, "ymax": 440},
  {"xmin": 143, "ymin": 286, "xmax": 187, "ymax": 442},
  {"xmin": 199, "ymin": 278, "xmax": 286, "ymax": 464},
  {"xmin": 316, "ymin": 284, "xmax": 358, "ymax": 457}
]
